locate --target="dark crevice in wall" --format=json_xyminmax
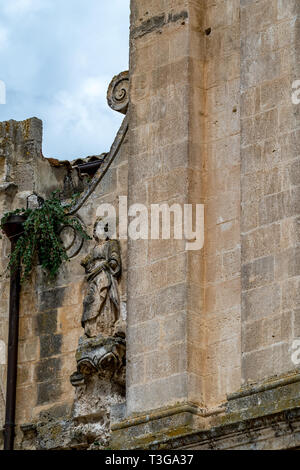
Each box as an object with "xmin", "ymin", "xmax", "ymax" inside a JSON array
[{"xmin": 132, "ymin": 10, "xmax": 188, "ymax": 38}]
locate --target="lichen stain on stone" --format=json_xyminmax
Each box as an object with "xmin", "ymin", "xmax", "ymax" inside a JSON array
[
  {"xmin": 5, "ymin": 121, "xmax": 10, "ymax": 135},
  {"xmin": 50, "ymin": 424, "xmax": 63, "ymax": 440},
  {"xmin": 46, "ymin": 157, "xmax": 72, "ymax": 169},
  {"xmin": 132, "ymin": 10, "xmax": 188, "ymax": 38},
  {"xmin": 22, "ymin": 119, "xmax": 31, "ymax": 141}
]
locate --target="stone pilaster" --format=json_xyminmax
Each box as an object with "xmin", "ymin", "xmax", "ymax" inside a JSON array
[{"xmin": 125, "ymin": 0, "xmax": 206, "ymax": 422}]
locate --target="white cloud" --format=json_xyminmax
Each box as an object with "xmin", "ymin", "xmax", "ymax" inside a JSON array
[
  {"xmin": 3, "ymin": 0, "xmax": 49, "ymax": 17},
  {"xmin": 82, "ymin": 77, "xmax": 109, "ymax": 99},
  {"xmin": 45, "ymin": 74, "xmax": 123, "ymax": 159},
  {"xmin": 0, "ymin": 26, "xmax": 8, "ymax": 50},
  {"xmin": 0, "ymin": 0, "xmax": 130, "ymax": 160}
]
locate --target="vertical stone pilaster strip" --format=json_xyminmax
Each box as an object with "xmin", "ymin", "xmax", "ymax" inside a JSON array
[{"xmin": 126, "ymin": 0, "xmax": 206, "ymax": 416}]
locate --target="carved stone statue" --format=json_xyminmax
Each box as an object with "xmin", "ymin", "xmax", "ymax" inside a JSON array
[
  {"xmin": 70, "ymin": 218, "xmax": 126, "ymax": 390},
  {"xmin": 80, "ymin": 220, "xmax": 122, "ymax": 338}
]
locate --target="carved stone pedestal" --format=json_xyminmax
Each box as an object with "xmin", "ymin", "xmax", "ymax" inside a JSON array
[{"xmin": 70, "ymin": 334, "xmax": 126, "ymax": 449}]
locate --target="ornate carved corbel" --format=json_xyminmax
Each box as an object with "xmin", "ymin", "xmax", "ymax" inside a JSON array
[{"xmin": 70, "ymin": 335, "xmax": 126, "ymax": 388}]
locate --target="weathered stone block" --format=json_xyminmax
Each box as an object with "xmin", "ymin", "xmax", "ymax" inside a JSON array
[
  {"xmin": 37, "ymin": 381, "xmax": 62, "ymax": 406},
  {"xmin": 242, "ymin": 256, "xmax": 274, "ymax": 291},
  {"xmin": 36, "ymin": 357, "xmax": 61, "ymax": 383},
  {"xmin": 242, "ymin": 283, "xmax": 281, "ymax": 322},
  {"xmin": 39, "ymin": 334, "xmax": 62, "ymax": 359},
  {"xmin": 35, "ymin": 310, "xmax": 57, "ymax": 336}
]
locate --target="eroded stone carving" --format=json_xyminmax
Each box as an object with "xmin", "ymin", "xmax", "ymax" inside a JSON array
[
  {"xmin": 71, "ymin": 218, "xmax": 125, "ymax": 388},
  {"xmin": 73, "ymin": 335, "xmax": 126, "ymax": 388},
  {"xmin": 70, "ymin": 220, "xmax": 126, "ymax": 448},
  {"xmin": 107, "ymin": 71, "xmax": 129, "ymax": 115},
  {"xmin": 80, "ymin": 231, "xmax": 122, "ymax": 339}
]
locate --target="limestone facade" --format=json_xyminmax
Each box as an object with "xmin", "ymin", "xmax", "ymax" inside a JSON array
[{"xmin": 0, "ymin": 0, "xmax": 300, "ymax": 450}]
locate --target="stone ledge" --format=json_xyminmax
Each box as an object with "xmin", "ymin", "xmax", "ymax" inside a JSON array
[
  {"xmin": 110, "ymin": 403, "xmax": 224, "ymax": 450},
  {"xmin": 159, "ymin": 407, "xmax": 300, "ymax": 450},
  {"xmin": 111, "ymin": 406, "xmax": 300, "ymax": 451},
  {"xmin": 225, "ymin": 371, "xmax": 300, "ymax": 420},
  {"xmin": 110, "ymin": 376, "xmax": 300, "ymax": 450},
  {"xmin": 227, "ymin": 370, "xmax": 300, "ymax": 401},
  {"xmin": 111, "ymin": 402, "xmax": 224, "ymax": 431}
]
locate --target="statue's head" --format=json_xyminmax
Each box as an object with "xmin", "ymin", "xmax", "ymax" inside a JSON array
[
  {"xmin": 93, "ymin": 217, "xmax": 110, "ymax": 243},
  {"xmin": 93, "ymin": 215, "xmax": 119, "ymax": 243}
]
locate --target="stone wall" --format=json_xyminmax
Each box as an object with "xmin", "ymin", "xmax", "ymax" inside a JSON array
[
  {"xmin": 0, "ymin": 108, "xmax": 129, "ymax": 448},
  {"xmin": 0, "ymin": 0, "xmax": 300, "ymax": 451},
  {"xmin": 111, "ymin": 0, "xmax": 300, "ymax": 450},
  {"xmin": 240, "ymin": 0, "xmax": 300, "ymax": 384},
  {"xmin": 125, "ymin": 0, "xmax": 242, "ymax": 419},
  {"xmin": 0, "ymin": 118, "xmax": 71, "ymax": 438}
]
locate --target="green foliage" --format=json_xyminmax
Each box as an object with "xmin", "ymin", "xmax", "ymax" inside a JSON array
[{"xmin": 1, "ymin": 192, "xmax": 90, "ymax": 282}]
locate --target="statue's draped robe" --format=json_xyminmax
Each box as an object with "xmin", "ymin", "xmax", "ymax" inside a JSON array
[{"xmin": 81, "ymin": 240, "xmax": 121, "ymax": 338}]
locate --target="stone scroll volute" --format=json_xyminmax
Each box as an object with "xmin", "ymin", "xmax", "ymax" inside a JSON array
[{"xmin": 106, "ymin": 71, "xmax": 129, "ymax": 115}]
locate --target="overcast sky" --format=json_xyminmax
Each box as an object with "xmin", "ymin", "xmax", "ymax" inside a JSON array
[{"xmin": 0, "ymin": 0, "xmax": 130, "ymax": 160}]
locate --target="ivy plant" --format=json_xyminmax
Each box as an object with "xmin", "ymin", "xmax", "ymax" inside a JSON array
[{"xmin": 0, "ymin": 192, "xmax": 90, "ymax": 282}]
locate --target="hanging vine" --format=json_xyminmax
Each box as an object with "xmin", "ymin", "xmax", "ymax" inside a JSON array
[{"xmin": 0, "ymin": 192, "xmax": 90, "ymax": 282}]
